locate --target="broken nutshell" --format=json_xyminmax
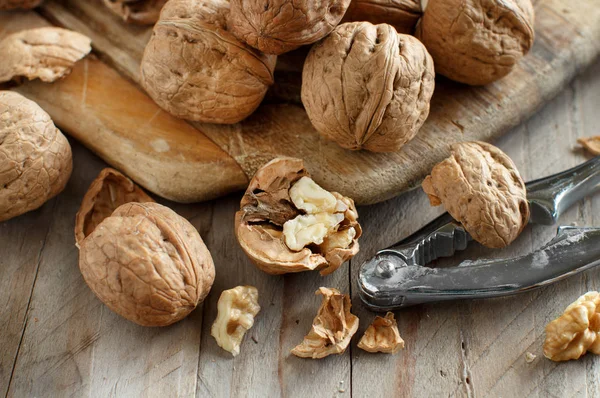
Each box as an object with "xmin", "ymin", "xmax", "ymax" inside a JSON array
[
  {"xmin": 577, "ymin": 136, "xmax": 600, "ymax": 156},
  {"xmin": 103, "ymin": 0, "xmax": 167, "ymax": 25},
  {"xmin": 357, "ymin": 312, "xmax": 405, "ymax": 354},
  {"xmin": 422, "ymin": 141, "xmax": 529, "ymax": 248},
  {"xmin": 235, "ymin": 157, "xmax": 361, "ymax": 276}
]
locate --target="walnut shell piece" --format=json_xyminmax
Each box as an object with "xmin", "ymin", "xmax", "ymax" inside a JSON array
[
  {"xmin": 75, "ymin": 168, "xmax": 154, "ymax": 248},
  {"xmin": 291, "ymin": 287, "xmax": 359, "ymax": 359},
  {"xmin": 0, "ymin": 28, "xmax": 92, "ymax": 84},
  {"xmin": 235, "ymin": 157, "xmax": 361, "ymax": 276},
  {"xmin": 211, "ymin": 286, "xmax": 261, "ymax": 356},
  {"xmin": 0, "ymin": 0, "xmax": 41, "ymax": 10},
  {"xmin": 543, "ymin": 292, "xmax": 600, "ymax": 362},
  {"xmin": 415, "ymin": 0, "xmax": 535, "ymax": 85},
  {"xmin": 227, "ymin": 0, "xmax": 351, "ymax": 55},
  {"xmin": 78, "ymin": 202, "xmax": 215, "ymax": 326},
  {"xmin": 103, "ymin": 0, "xmax": 167, "ymax": 25},
  {"xmin": 302, "ymin": 22, "xmax": 435, "ymax": 152},
  {"xmin": 578, "ymin": 136, "xmax": 600, "ymax": 156},
  {"xmin": 357, "ymin": 312, "xmax": 405, "ymax": 354},
  {"xmin": 422, "ymin": 141, "xmax": 529, "ymax": 248},
  {"xmin": 140, "ymin": 0, "xmax": 277, "ymax": 124},
  {"xmin": 0, "ymin": 91, "xmax": 72, "ymax": 222},
  {"xmin": 342, "ymin": 0, "xmax": 422, "ymax": 34}
]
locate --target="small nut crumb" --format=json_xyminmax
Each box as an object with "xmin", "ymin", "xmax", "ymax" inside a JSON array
[
  {"xmin": 358, "ymin": 312, "xmax": 405, "ymax": 354},
  {"xmin": 0, "ymin": 0, "xmax": 42, "ymax": 10},
  {"xmin": 525, "ymin": 352, "xmax": 536, "ymax": 363},
  {"xmin": 577, "ymin": 136, "xmax": 600, "ymax": 156}
]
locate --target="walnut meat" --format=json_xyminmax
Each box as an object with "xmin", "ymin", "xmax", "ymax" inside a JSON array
[
  {"xmin": 578, "ymin": 136, "xmax": 600, "ymax": 156},
  {"xmin": 357, "ymin": 312, "xmax": 405, "ymax": 354},
  {"xmin": 415, "ymin": 0, "xmax": 535, "ymax": 85},
  {"xmin": 235, "ymin": 158, "xmax": 361, "ymax": 276},
  {"xmin": 302, "ymin": 22, "xmax": 435, "ymax": 152},
  {"xmin": 78, "ymin": 202, "xmax": 215, "ymax": 326},
  {"xmin": 0, "ymin": 91, "xmax": 72, "ymax": 222},
  {"xmin": 103, "ymin": 0, "xmax": 167, "ymax": 25},
  {"xmin": 291, "ymin": 287, "xmax": 359, "ymax": 359},
  {"xmin": 422, "ymin": 141, "xmax": 529, "ymax": 248},
  {"xmin": 544, "ymin": 292, "xmax": 600, "ymax": 362},
  {"xmin": 140, "ymin": 0, "xmax": 277, "ymax": 124},
  {"xmin": 211, "ymin": 286, "xmax": 261, "ymax": 356},
  {"xmin": 0, "ymin": 28, "xmax": 91, "ymax": 84},
  {"xmin": 342, "ymin": 0, "xmax": 422, "ymax": 34},
  {"xmin": 227, "ymin": 0, "xmax": 351, "ymax": 55},
  {"xmin": 75, "ymin": 168, "xmax": 154, "ymax": 248},
  {"xmin": 0, "ymin": 0, "xmax": 41, "ymax": 10}
]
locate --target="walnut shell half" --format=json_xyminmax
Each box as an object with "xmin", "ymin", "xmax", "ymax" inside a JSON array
[
  {"xmin": 0, "ymin": 91, "xmax": 72, "ymax": 222},
  {"xmin": 416, "ymin": 0, "xmax": 534, "ymax": 85},
  {"xmin": 235, "ymin": 158, "xmax": 361, "ymax": 276},
  {"xmin": 302, "ymin": 22, "xmax": 435, "ymax": 152},
  {"xmin": 103, "ymin": 0, "xmax": 167, "ymax": 25},
  {"xmin": 0, "ymin": 0, "xmax": 41, "ymax": 10},
  {"xmin": 342, "ymin": 0, "xmax": 422, "ymax": 34},
  {"xmin": 78, "ymin": 202, "xmax": 215, "ymax": 326},
  {"xmin": 140, "ymin": 0, "xmax": 277, "ymax": 124},
  {"xmin": 357, "ymin": 312, "xmax": 405, "ymax": 354},
  {"xmin": 422, "ymin": 141, "xmax": 529, "ymax": 248}
]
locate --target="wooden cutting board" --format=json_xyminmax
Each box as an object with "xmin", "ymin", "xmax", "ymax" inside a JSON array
[{"xmin": 4, "ymin": 0, "xmax": 600, "ymax": 204}]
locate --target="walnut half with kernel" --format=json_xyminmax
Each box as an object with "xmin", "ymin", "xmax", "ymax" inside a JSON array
[{"xmin": 358, "ymin": 312, "xmax": 405, "ymax": 354}]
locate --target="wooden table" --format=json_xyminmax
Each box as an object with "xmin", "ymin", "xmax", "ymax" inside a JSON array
[{"xmin": 1, "ymin": 59, "xmax": 599, "ymax": 398}]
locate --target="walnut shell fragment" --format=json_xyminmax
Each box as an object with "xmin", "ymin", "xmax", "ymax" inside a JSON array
[
  {"xmin": 422, "ymin": 141, "xmax": 529, "ymax": 248},
  {"xmin": 78, "ymin": 202, "xmax": 215, "ymax": 326},
  {"xmin": 342, "ymin": 0, "xmax": 422, "ymax": 34},
  {"xmin": 0, "ymin": 28, "xmax": 91, "ymax": 84},
  {"xmin": 211, "ymin": 286, "xmax": 261, "ymax": 356},
  {"xmin": 357, "ymin": 312, "xmax": 405, "ymax": 354},
  {"xmin": 291, "ymin": 287, "xmax": 359, "ymax": 359},
  {"xmin": 415, "ymin": 0, "xmax": 535, "ymax": 85},
  {"xmin": 235, "ymin": 157, "xmax": 361, "ymax": 276},
  {"xmin": 302, "ymin": 22, "xmax": 435, "ymax": 152},
  {"xmin": 0, "ymin": 0, "xmax": 41, "ymax": 10},
  {"xmin": 227, "ymin": 0, "xmax": 351, "ymax": 55},
  {"xmin": 0, "ymin": 91, "xmax": 72, "ymax": 222},
  {"xmin": 140, "ymin": 0, "xmax": 277, "ymax": 124},
  {"xmin": 75, "ymin": 168, "xmax": 154, "ymax": 248},
  {"xmin": 577, "ymin": 136, "xmax": 600, "ymax": 156},
  {"xmin": 544, "ymin": 292, "xmax": 600, "ymax": 362},
  {"xmin": 103, "ymin": 0, "xmax": 167, "ymax": 25}
]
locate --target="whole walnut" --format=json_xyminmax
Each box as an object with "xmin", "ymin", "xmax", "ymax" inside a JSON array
[
  {"xmin": 78, "ymin": 202, "xmax": 215, "ymax": 326},
  {"xmin": 415, "ymin": 0, "xmax": 535, "ymax": 85},
  {"xmin": 103, "ymin": 0, "xmax": 167, "ymax": 25},
  {"xmin": 0, "ymin": 91, "xmax": 72, "ymax": 222},
  {"xmin": 422, "ymin": 141, "xmax": 529, "ymax": 248},
  {"xmin": 227, "ymin": 0, "xmax": 351, "ymax": 55},
  {"xmin": 342, "ymin": 0, "xmax": 422, "ymax": 34},
  {"xmin": 140, "ymin": 0, "xmax": 277, "ymax": 124},
  {"xmin": 302, "ymin": 22, "xmax": 435, "ymax": 152},
  {"xmin": 0, "ymin": 0, "xmax": 41, "ymax": 10}
]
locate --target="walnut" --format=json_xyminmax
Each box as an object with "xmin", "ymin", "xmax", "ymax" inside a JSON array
[
  {"xmin": 291, "ymin": 287, "xmax": 359, "ymax": 359},
  {"xmin": 211, "ymin": 286, "xmax": 261, "ymax": 356},
  {"xmin": 302, "ymin": 22, "xmax": 435, "ymax": 152},
  {"xmin": 227, "ymin": 0, "xmax": 351, "ymax": 55},
  {"xmin": 578, "ymin": 136, "xmax": 600, "ymax": 156},
  {"xmin": 235, "ymin": 158, "xmax": 361, "ymax": 276},
  {"xmin": 0, "ymin": 28, "xmax": 91, "ymax": 84},
  {"xmin": 415, "ymin": 0, "xmax": 535, "ymax": 85},
  {"xmin": 75, "ymin": 168, "xmax": 154, "ymax": 248},
  {"xmin": 422, "ymin": 141, "xmax": 529, "ymax": 248},
  {"xmin": 342, "ymin": 0, "xmax": 422, "ymax": 34},
  {"xmin": 543, "ymin": 291, "xmax": 600, "ymax": 362},
  {"xmin": 140, "ymin": 0, "xmax": 277, "ymax": 124},
  {"xmin": 0, "ymin": 0, "xmax": 41, "ymax": 10},
  {"xmin": 357, "ymin": 312, "xmax": 405, "ymax": 354},
  {"xmin": 103, "ymin": 0, "xmax": 167, "ymax": 25},
  {"xmin": 0, "ymin": 91, "xmax": 72, "ymax": 222},
  {"xmin": 78, "ymin": 202, "xmax": 215, "ymax": 326}
]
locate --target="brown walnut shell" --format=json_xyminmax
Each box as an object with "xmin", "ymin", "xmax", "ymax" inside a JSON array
[
  {"xmin": 302, "ymin": 22, "xmax": 435, "ymax": 152},
  {"xmin": 0, "ymin": 0, "xmax": 41, "ymax": 10},
  {"xmin": 103, "ymin": 0, "xmax": 167, "ymax": 25},
  {"xmin": 0, "ymin": 91, "xmax": 72, "ymax": 222},
  {"xmin": 342, "ymin": 0, "xmax": 422, "ymax": 34},
  {"xmin": 140, "ymin": 0, "xmax": 277, "ymax": 124},
  {"xmin": 415, "ymin": 0, "xmax": 535, "ymax": 85}
]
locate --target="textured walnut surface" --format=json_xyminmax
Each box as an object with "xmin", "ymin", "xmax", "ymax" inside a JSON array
[
  {"xmin": 416, "ymin": 0, "xmax": 534, "ymax": 85},
  {"xmin": 302, "ymin": 22, "xmax": 435, "ymax": 152},
  {"xmin": 78, "ymin": 202, "xmax": 215, "ymax": 326},
  {"xmin": 343, "ymin": 0, "xmax": 422, "ymax": 34},
  {"xmin": 103, "ymin": 0, "xmax": 167, "ymax": 25},
  {"xmin": 544, "ymin": 292, "xmax": 600, "ymax": 362},
  {"xmin": 0, "ymin": 27, "xmax": 91, "ymax": 84},
  {"xmin": 291, "ymin": 287, "xmax": 359, "ymax": 359},
  {"xmin": 0, "ymin": 0, "xmax": 41, "ymax": 10},
  {"xmin": 0, "ymin": 91, "xmax": 72, "ymax": 223},
  {"xmin": 227, "ymin": 0, "xmax": 351, "ymax": 55},
  {"xmin": 140, "ymin": 0, "xmax": 277, "ymax": 124},
  {"xmin": 578, "ymin": 136, "xmax": 600, "ymax": 156},
  {"xmin": 357, "ymin": 312, "xmax": 405, "ymax": 354},
  {"xmin": 422, "ymin": 141, "xmax": 529, "ymax": 248}
]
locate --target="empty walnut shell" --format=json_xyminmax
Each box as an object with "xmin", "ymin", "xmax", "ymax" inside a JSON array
[
  {"xmin": 0, "ymin": 0, "xmax": 41, "ymax": 10},
  {"xmin": 415, "ymin": 0, "xmax": 535, "ymax": 85},
  {"xmin": 140, "ymin": 0, "xmax": 277, "ymax": 124},
  {"xmin": 227, "ymin": 0, "xmax": 351, "ymax": 55},
  {"xmin": 78, "ymin": 202, "xmax": 215, "ymax": 326},
  {"xmin": 422, "ymin": 141, "xmax": 529, "ymax": 248},
  {"xmin": 0, "ymin": 91, "xmax": 72, "ymax": 222},
  {"xmin": 357, "ymin": 312, "xmax": 405, "ymax": 354},
  {"xmin": 235, "ymin": 157, "xmax": 361, "ymax": 276},
  {"xmin": 103, "ymin": 0, "xmax": 167, "ymax": 25},
  {"xmin": 302, "ymin": 22, "xmax": 435, "ymax": 152},
  {"xmin": 342, "ymin": 0, "xmax": 422, "ymax": 34}
]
